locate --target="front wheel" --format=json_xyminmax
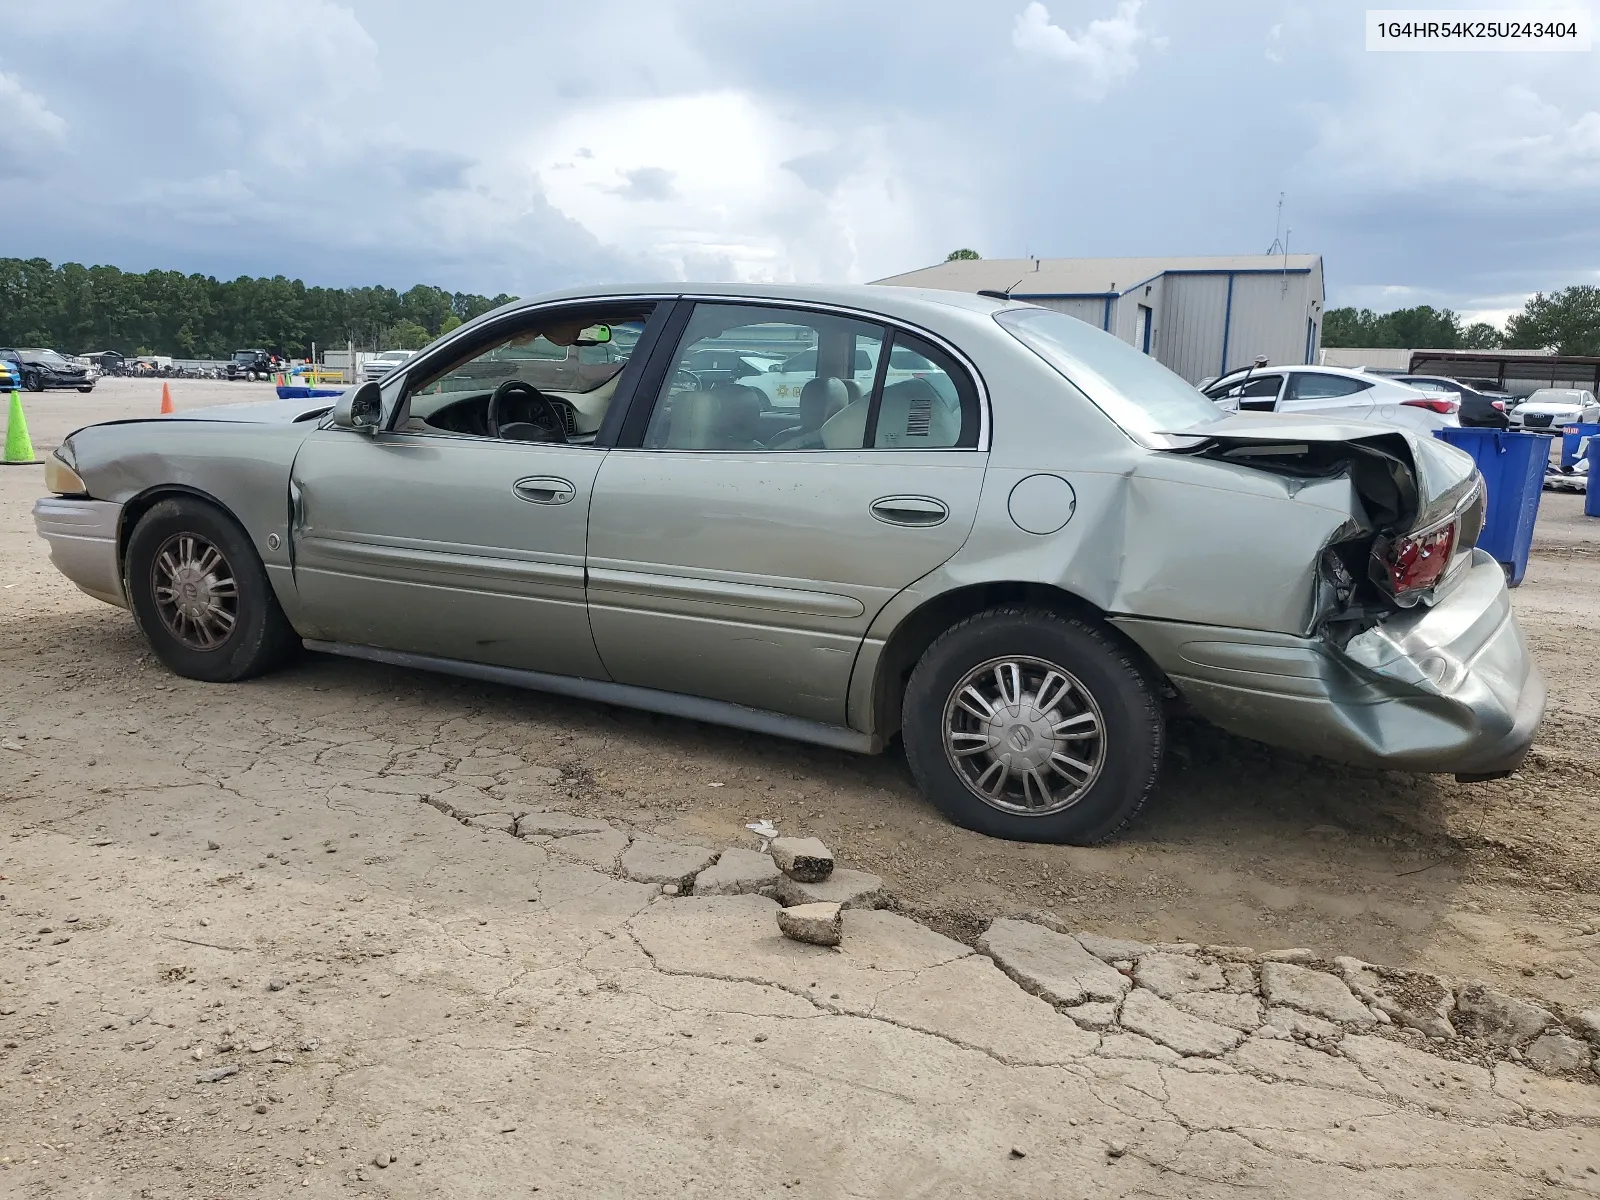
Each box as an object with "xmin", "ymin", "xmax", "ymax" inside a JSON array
[
  {"xmin": 23, "ymin": 372, "xmax": 42, "ymax": 392},
  {"xmin": 125, "ymin": 498, "xmax": 298, "ymax": 682},
  {"xmin": 78, "ymin": 385, "xmax": 94, "ymax": 393},
  {"xmin": 902, "ymin": 606, "xmax": 1164, "ymax": 844}
]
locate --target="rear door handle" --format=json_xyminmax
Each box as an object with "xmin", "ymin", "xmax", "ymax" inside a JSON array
[
  {"xmin": 870, "ymin": 495, "xmax": 948, "ymax": 527},
  {"xmin": 513, "ymin": 476, "xmax": 576, "ymax": 505}
]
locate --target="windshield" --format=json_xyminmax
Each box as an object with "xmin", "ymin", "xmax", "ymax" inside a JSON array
[
  {"xmin": 232, "ymin": 351, "xmax": 258, "ymax": 362},
  {"xmin": 21, "ymin": 348, "xmax": 69, "ymax": 365},
  {"xmin": 994, "ymin": 307, "xmax": 1224, "ymax": 443}
]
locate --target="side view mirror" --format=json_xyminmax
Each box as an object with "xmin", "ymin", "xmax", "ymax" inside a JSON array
[
  {"xmin": 331, "ymin": 381, "xmax": 382, "ymax": 432},
  {"xmin": 768, "ymin": 363, "xmax": 783, "ymax": 373}
]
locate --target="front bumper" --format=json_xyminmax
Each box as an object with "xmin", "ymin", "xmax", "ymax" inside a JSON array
[
  {"xmin": 33, "ymin": 497, "xmax": 126, "ymax": 608},
  {"xmin": 1113, "ymin": 549, "xmax": 1544, "ymax": 775}
]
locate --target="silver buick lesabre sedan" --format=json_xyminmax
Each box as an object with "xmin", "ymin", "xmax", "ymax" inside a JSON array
[{"xmin": 34, "ymin": 284, "xmax": 1544, "ymax": 844}]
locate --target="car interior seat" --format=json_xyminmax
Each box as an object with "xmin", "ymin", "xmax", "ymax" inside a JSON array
[
  {"xmin": 770, "ymin": 377, "xmax": 850, "ymax": 449},
  {"xmin": 665, "ymin": 385, "xmax": 768, "ymax": 450}
]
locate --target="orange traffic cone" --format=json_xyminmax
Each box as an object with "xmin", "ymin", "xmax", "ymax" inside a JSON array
[{"xmin": 160, "ymin": 382, "xmax": 174, "ymax": 415}]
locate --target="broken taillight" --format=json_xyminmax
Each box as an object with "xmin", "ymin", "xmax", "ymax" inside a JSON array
[
  {"xmin": 1400, "ymin": 398, "xmax": 1459, "ymax": 415},
  {"xmin": 1383, "ymin": 522, "xmax": 1456, "ymax": 596}
]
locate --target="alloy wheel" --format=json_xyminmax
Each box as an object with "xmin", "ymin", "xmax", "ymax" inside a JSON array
[
  {"xmin": 149, "ymin": 532, "xmax": 239, "ymax": 650},
  {"xmin": 941, "ymin": 655, "xmax": 1106, "ymax": 816}
]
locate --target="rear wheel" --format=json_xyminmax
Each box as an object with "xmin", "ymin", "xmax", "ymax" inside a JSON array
[
  {"xmin": 902, "ymin": 606, "xmax": 1164, "ymax": 844},
  {"xmin": 125, "ymin": 498, "xmax": 297, "ymax": 682}
]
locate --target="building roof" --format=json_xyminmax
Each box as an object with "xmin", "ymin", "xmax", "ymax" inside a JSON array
[{"xmin": 873, "ymin": 254, "xmax": 1323, "ymax": 297}]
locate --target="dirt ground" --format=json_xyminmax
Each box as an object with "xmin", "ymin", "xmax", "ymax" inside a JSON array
[{"xmin": 4, "ymin": 377, "xmax": 1599, "ymax": 1036}]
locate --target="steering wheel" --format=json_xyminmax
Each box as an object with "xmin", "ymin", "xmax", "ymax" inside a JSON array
[
  {"xmin": 486, "ymin": 379, "xmax": 568, "ymax": 443},
  {"xmin": 672, "ymin": 367, "xmax": 702, "ymax": 393}
]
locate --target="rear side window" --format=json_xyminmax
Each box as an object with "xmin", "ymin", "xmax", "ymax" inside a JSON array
[
  {"xmin": 869, "ymin": 333, "xmax": 979, "ymax": 450},
  {"xmin": 1289, "ymin": 373, "xmax": 1372, "ymax": 400}
]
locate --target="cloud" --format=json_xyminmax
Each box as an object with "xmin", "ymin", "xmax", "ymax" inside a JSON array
[
  {"xmin": 0, "ymin": 70, "xmax": 67, "ymax": 161},
  {"xmin": 1012, "ymin": 0, "xmax": 1146, "ymax": 98},
  {"xmin": 604, "ymin": 166, "xmax": 678, "ymax": 202}
]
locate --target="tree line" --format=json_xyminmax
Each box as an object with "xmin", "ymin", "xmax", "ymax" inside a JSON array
[
  {"xmin": 1322, "ymin": 286, "xmax": 1600, "ymax": 355},
  {"xmin": 0, "ymin": 257, "xmax": 517, "ymax": 360}
]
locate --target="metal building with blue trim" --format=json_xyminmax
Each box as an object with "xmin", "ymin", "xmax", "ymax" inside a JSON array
[{"xmin": 874, "ymin": 254, "xmax": 1325, "ymax": 385}]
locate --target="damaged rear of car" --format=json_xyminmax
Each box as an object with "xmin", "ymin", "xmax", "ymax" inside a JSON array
[
  {"xmin": 1131, "ymin": 417, "xmax": 1540, "ymax": 778},
  {"xmin": 990, "ymin": 305, "xmax": 1543, "ymax": 784}
]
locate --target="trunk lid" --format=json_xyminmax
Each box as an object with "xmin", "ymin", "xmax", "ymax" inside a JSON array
[{"xmin": 1165, "ymin": 412, "xmax": 1485, "ymax": 616}]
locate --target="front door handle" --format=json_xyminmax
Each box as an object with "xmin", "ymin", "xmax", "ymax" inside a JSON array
[
  {"xmin": 869, "ymin": 495, "xmax": 949, "ymax": 527},
  {"xmin": 513, "ymin": 476, "xmax": 576, "ymax": 505}
]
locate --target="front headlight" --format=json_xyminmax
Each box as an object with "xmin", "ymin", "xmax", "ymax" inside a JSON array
[{"xmin": 44, "ymin": 449, "xmax": 88, "ymax": 496}]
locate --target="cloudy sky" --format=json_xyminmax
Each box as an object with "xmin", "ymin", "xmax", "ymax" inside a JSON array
[{"xmin": 2, "ymin": 0, "xmax": 1597, "ymax": 323}]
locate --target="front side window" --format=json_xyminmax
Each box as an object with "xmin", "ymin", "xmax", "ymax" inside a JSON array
[{"xmin": 398, "ymin": 308, "xmax": 650, "ymax": 442}]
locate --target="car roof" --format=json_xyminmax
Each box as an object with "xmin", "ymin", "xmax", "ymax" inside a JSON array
[{"xmin": 501, "ymin": 281, "xmax": 1011, "ymax": 321}]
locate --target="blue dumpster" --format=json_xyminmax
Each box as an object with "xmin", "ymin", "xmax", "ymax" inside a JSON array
[
  {"xmin": 1433, "ymin": 427, "xmax": 1550, "ymax": 587},
  {"xmin": 1588, "ymin": 433, "xmax": 1600, "ymax": 518},
  {"xmin": 1560, "ymin": 422, "xmax": 1600, "ymax": 471}
]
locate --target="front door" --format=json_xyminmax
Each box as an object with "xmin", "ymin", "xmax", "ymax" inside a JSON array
[
  {"xmin": 287, "ymin": 303, "xmax": 657, "ymax": 678},
  {"xmin": 290, "ymin": 431, "xmax": 606, "ymax": 676},
  {"xmin": 586, "ymin": 301, "xmax": 988, "ymax": 725}
]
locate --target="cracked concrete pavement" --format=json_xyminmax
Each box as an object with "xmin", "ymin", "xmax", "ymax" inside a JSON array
[{"xmin": 3, "ymin": 380, "xmax": 1600, "ymax": 1196}]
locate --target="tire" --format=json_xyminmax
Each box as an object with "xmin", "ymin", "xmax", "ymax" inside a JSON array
[
  {"xmin": 902, "ymin": 606, "xmax": 1163, "ymax": 845},
  {"xmin": 124, "ymin": 497, "xmax": 298, "ymax": 683},
  {"xmin": 23, "ymin": 372, "xmax": 42, "ymax": 392},
  {"xmin": 78, "ymin": 385, "xmax": 94, "ymax": 393}
]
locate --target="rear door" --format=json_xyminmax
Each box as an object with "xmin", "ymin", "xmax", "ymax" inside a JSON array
[{"xmin": 585, "ymin": 301, "xmax": 988, "ymax": 725}]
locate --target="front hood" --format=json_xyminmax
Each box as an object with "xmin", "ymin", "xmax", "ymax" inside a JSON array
[{"xmin": 171, "ymin": 398, "xmax": 335, "ymax": 424}]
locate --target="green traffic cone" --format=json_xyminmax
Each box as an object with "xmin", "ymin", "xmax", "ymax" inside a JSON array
[{"xmin": 3, "ymin": 388, "xmax": 38, "ymax": 465}]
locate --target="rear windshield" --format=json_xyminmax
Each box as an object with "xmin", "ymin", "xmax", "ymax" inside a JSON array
[{"xmin": 995, "ymin": 307, "xmax": 1224, "ymax": 442}]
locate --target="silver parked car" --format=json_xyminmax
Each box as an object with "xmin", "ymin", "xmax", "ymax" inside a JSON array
[{"xmin": 34, "ymin": 284, "xmax": 1543, "ymax": 844}]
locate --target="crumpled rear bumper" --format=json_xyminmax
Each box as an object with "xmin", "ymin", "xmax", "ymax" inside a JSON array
[
  {"xmin": 33, "ymin": 496, "xmax": 126, "ymax": 608},
  {"xmin": 1113, "ymin": 549, "xmax": 1544, "ymax": 775}
]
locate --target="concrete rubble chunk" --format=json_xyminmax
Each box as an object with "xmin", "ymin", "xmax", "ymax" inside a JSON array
[
  {"xmin": 549, "ymin": 829, "xmax": 630, "ymax": 870},
  {"xmin": 620, "ymin": 838, "xmax": 720, "ymax": 889},
  {"xmin": 1526, "ymin": 1032, "xmax": 1591, "ymax": 1076},
  {"xmin": 1453, "ymin": 983, "xmax": 1554, "ymax": 1049},
  {"xmin": 513, "ymin": 812, "xmax": 613, "ymax": 838},
  {"xmin": 769, "ymin": 836, "xmax": 834, "ymax": 883},
  {"xmin": 1134, "ymin": 952, "xmax": 1225, "ymax": 999},
  {"xmin": 1334, "ymin": 956, "xmax": 1455, "ymax": 1039},
  {"xmin": 1119, "ymin": 988, "xmax": 1245, "ymax": 1057},
  {"xmin": 977, "ymin": 918, "xmax": 1132, "ymax": 1007},
  {"xmin": 1062, "ymin": 1001, "xmax": 1118, "ymax": 1030},
  {"xmin": 1074, "ymin": 933, "xmax": 1155, "ymax": 963},
  {"xmin": 1260, "ymin": 961, "xmax": 1374, "ymax": 1026},
  {"xmin": 1576, "ymin": 1009, "xmax": 1600, "ymax": 1049},
  {"xmin": 692, "ymin": 848, "xmax": 782, "ymax": 897},
  {"xmin": 772, "ymin": 868, "xmax": 884, "ymax": 910},
  {"xmin": 1220, "ymin": 962, "xmax": 1257, "ymax": 993},
  {"xmin": 1203, "ymin": 945, "xmax": 1259, "ymax": 962},
  {"xmin": 1171, "ymin": 990, "xmax": 1263, "ymax": 1033},
  {"xmin": 777, "ymin": 902, "xmax": 843, "ymax": 947},
  {"xmin": 1258, "ymin": 948, "xmax": 1317, "ymax": 964},
  {"xmin": 1261, "ymin": 1007, "xmax": 1342, "ymax": 1041}
]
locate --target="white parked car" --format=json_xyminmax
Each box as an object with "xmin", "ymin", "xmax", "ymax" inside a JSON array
[
  {"xmin": 363, "ymin": 350, "xmax": 415, "ymax": 381},
  {"xmin": 1202, "ymin": 365, "xmax": 1460, "ymax": 433},
  {"xmin": 1509, "ymin": 388, "xmax": 1600, "ymax": 432}
]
